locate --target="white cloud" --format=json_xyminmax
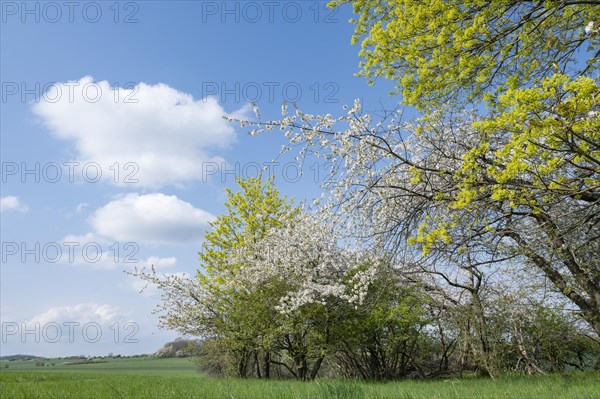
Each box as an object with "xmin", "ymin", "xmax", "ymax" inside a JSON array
[
  {"xmin": 144, "ymin": 256, "xmax": 177, "ymax": 270},
  {"xmin": 2, "ymin": 302, "xmax": 167, "ymax": 357},
  {"xmin": 90, "ymin": 193, "xmax": 214, "ymax": 245},
  {"xmin": 0, "ymin": 196, "xmax": 29, "ymax": 213},
  {"xmin": 55, "ymin": 233, "xmax": 136, "ymax": 270},
  {"xmin": 29, "ymin": 303, "xmax": 120, "ymax": 326},
  {"xmin": 32, "ymin": 76, "xmax": 240, "ymax": 188},
  {"xmin": 55, "ymin": 234, "xmax": 177, "ymax": 270}
]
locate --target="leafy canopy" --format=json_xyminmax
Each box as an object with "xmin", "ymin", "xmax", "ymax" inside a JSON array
[
  {"xmin": 198, "ymin": 176, "xmax": 298, "ymax": 287},
  {"xmin": 332, "ymin": 0, "xmax": 599, "ymax": 110}
]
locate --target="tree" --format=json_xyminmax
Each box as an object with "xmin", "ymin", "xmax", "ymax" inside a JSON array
[
  {"xmin": 232, "ymin": 89, "xmax": 600, "ymax": 339},
  {"xmin": 228, "ymin": 210, "xmax": 383, "ymax": 380},
  {"xmin": 196, "ymin": 176, "xmax": 297, "ymax": 378},
  {"xmin": 232, "ymin": 0, "xmax": 600, "ymax": 338},
  {"xmin": 451, "ymin": 76, "xmax": 600, "ymax": 336},
  {"xmin": 132, "ymin": 177, "xmax": 297, "ymax": 378},
  {"xmin": 132, "ymin": 177, "xmax": 383, "ymax": 380},
  {"xmin": 332, "ymin": 0, "xmax": 599, "ymax": 111},
  {"xmin": 333, "ymin": 264, "xmax": 429, "ymax": 379}
]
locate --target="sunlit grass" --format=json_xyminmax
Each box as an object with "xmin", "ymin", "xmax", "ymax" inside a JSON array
[{"xmin": 1, "ymin": 358, "xmax": 598, "ymax": 398}]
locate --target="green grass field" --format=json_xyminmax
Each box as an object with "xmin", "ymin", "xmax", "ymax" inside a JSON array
[
  {"xmin": 1, "ymin": 357, "xmax": 598, "ymax": 398},
  {"xmin": 0, "ymin": 357, "xmax": 197, "ymax": 375}
]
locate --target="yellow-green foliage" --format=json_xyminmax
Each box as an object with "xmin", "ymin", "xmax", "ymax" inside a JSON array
[
  {"xmin": 457, "ymin": 74, "xmax": 599, "ymax": 210},
  {"xmin": 333, "ymin": 0, "xmax": 599, "ymax": 255},
  {"xmin": 198, "ymin": 177, "xmax": 297, "ymax": 287},
  {"xmin": 196, "ymin": 178, "xmax": 299, "ymax": 352},
  {"xmin": 334, "ymin": 0, "xmax": 598, "ymax": 111}
]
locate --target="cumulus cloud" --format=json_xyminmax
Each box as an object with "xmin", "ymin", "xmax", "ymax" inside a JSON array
[
  {"xmin": 54, "ymin": 233, "xmax": 138, "ymax": 269},
  {"xmin": 23, "ymin": 304, "xmax": 139, "ymax": 348},
  {"xmin": 90, "ymin": 193, "xmax": 214, "ymax": 245},
  {"xmin": 55, "ymin": 233, "xmax": 178, "ymax": 270},
  {"xmin": 56, "ymin": 193, "xmax": 210, "ymax": 269},
  {"xmin": 32, "ymin": 76, "xmax": 240, "ymax": 188},
  {"xmin": 29, "ymin": 303, "xmax": 120, "ymax": 325},
  {"xmin": 0, "ymin": 196, "xmax": 29, "ymax": 213}
]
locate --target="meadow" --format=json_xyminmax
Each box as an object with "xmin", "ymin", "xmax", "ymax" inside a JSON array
[{"xmin": 1, "ymin": 357, "xmax": 598, "ymax": 399}]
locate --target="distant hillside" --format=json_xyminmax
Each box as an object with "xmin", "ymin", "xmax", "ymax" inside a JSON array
[{"xmin": 0, "ymin": 354, "xmax": 43, "ymax": 361}]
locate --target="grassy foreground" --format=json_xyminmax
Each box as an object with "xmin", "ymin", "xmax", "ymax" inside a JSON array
[{"xmin": 0, "ymin": 358, "xmax": 598, "ymax": 399}]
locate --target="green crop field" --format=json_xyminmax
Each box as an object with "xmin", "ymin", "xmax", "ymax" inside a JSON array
[
  {"xmin": 0, "ymin": 357, "xmax": 598, "ymax": 399},
  {"xmin": 0, "ymin": 357, "xmax": 198, "ymax": 375}
]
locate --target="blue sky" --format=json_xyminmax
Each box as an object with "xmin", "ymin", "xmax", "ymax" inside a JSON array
[{"xmin": 0, "ymin": 1, "xmax": 398, "ymax": 357}]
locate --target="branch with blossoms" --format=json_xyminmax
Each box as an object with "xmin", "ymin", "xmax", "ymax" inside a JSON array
[
  {"xmin": 227, "ymin": 92, "xmax": 600, "ymax": 338},
  {"xmin": 222, "ymin": 210, "xmax": 383, "ymax": 314}
]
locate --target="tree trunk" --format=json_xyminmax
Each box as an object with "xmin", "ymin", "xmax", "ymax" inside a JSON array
[
  {"xmin": 254, "ymin": 351, "xmax": 261, "ymax": 379},
  {"xmin": 308, "ymin": 355, "xmax": 325, "ymax": 381},
  {"xmin": 263, "ymin": 352, "xmax": 270, "ymax": 379},
  {"xmin": 237, "ymin": 353, "xmax": 249, "ymax": 378}
]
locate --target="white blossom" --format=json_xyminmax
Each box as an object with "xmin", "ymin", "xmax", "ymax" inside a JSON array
[
  {"xmin": 227, "ymin": 210, "xmax": 381, "ymax": 314},
  {"xmin": 585, "ymin": 21, "xmax": 594, "ymax": 35}
]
